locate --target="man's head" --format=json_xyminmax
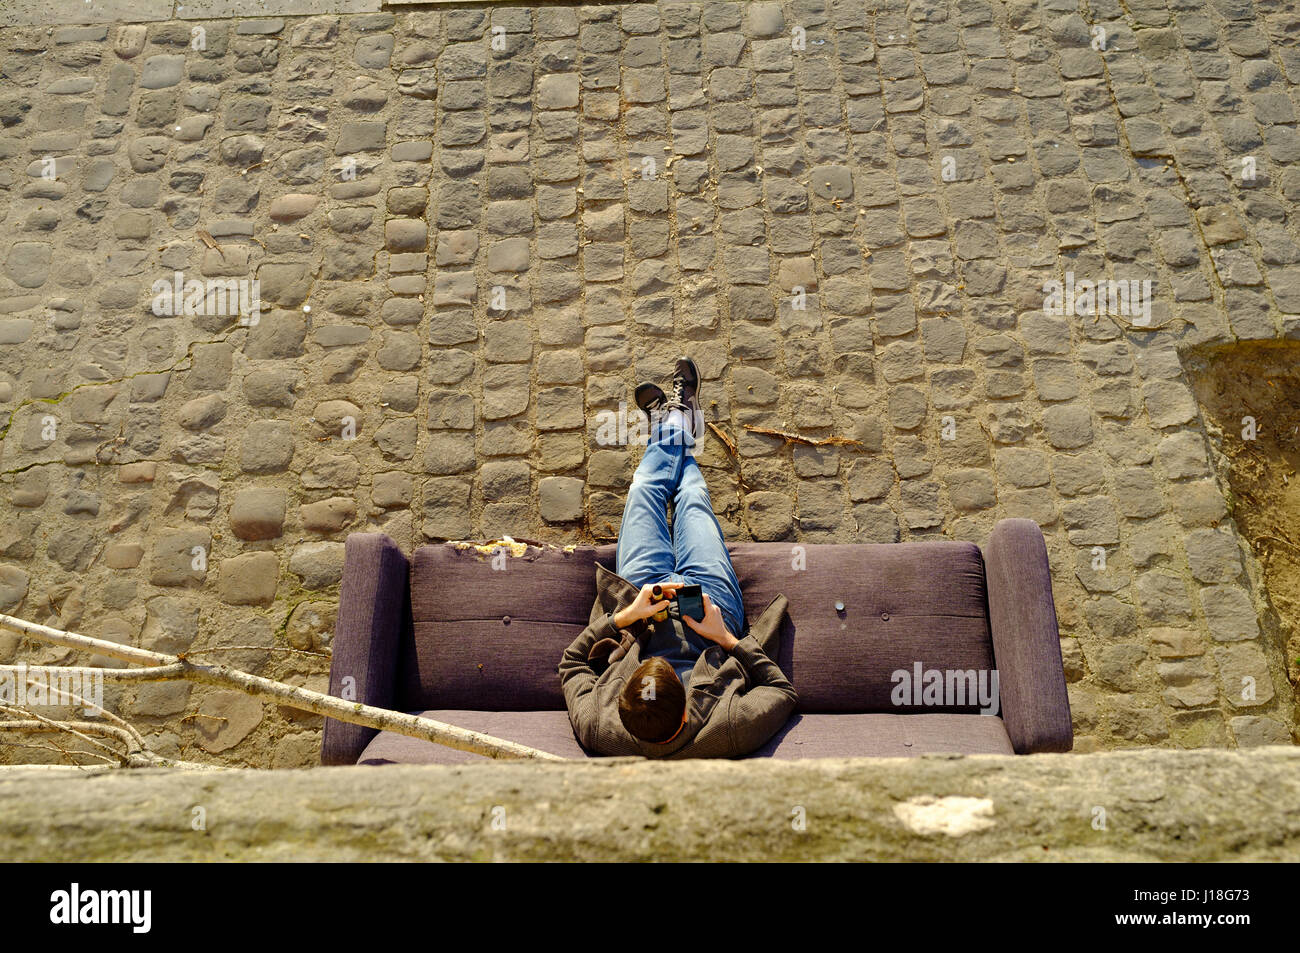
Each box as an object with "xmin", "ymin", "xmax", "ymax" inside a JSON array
[{"xmin": 618, "ymin": 657, "xmax": 687, "ymax": 744}]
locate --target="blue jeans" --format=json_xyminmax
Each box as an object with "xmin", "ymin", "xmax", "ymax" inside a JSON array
[{"xmin": 615, "ymin": 421, "xmax": 746, "ymax": 639}]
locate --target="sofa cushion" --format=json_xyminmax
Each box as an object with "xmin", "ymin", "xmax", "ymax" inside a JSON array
[
  {"xmin": 358, "ymin": 710, "xmax": 590, "ymax": 764},
  {"xmin": 400, "ymin": 544, "xmax": 603, "ymax": 711},
  {"xmin": 354, "ymin": 710, "xmax": 1014, "ymax": 763},
  {"xmin": 751, "ymin": 712, "xmax": 1014, "ymax": 758},
  {"xmin": 725, "ymin": 542, "xmax": 997, "ymax": 713}
]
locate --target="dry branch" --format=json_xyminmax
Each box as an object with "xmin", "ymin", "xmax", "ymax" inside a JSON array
[
  {"xmin": 2, "ymin": 740, "xmax": 118, "ymax": 768},
  {"xmin": 1102, "ymin": 311, "xmax": 1176, "ymax": 334},
  {"xmin": 25, "ymin": 676, "xmax": 147, "ymax": 750},
  {"xmin": 0, "ymin": 710, "xmax": 138, "ymax": 762},
  {"xmin": 741, "ymin": 425, "xmax": 865, "ymax": 448},
  {"xmin": 0, "ymin": 663, "xmax": 184, "ymax": 683},
  {"xmin": 0, "ymin": 719, "xmax": 219, "ymax": 770},
  {"xmin": 706, "ymin": 421, "xmax": 739, "ymax": 458},
  {"xmin": 183, "ymin": 645, "xmax": 330, "ymax": 659},
  {"xmin": 0, "ymin": 613, "xmax": 564, "ymax": 763}
]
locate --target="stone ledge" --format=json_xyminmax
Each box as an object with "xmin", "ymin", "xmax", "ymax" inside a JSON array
[
  {"xmin": 0, "ymin": 0, "xmax": 632, "ymax": 28},
  {"xmin": 2, "ymin": 0, "xmax": 174, "ymax": 27},
  {"xmin": 2, "ymin": 747, "xmax": 1298, "ymax": 861},
  {"xmin": 0, "ymin": 0, "xmax": 380, "ymax": 28}
]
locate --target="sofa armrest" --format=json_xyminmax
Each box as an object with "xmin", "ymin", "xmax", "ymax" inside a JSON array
[
  {"xmin": 982, "ymin": 519, "xmax": 1073, "ymax": 754},
  {"xmin": 320, "ymin": 533, "xmax": 410, "ymax": 765}
]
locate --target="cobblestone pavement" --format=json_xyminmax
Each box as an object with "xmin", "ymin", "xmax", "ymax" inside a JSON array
[{"xmin": 0, "ymin": 1, "xmax": 1297, "ymax": 764}]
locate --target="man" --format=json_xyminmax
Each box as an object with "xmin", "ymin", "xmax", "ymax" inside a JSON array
[{"xmin": 559, "ymin": 356, "xmax": 797, "ymax": 758}]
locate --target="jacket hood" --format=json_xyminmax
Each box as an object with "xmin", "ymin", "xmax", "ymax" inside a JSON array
[{"xmin": 593, "ymin": 565, "xmax": 724, "ymax": 757}]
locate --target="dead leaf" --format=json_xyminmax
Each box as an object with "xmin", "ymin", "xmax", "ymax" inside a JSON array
[{"xmin": 196, "ymin": 229, "xmax": 226, "ymax": 261}]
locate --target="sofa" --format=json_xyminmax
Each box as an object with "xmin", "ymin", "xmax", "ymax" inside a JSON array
[{"xmin": 320, "ymin": 518, "xmax": 1072, "ymax": 764}]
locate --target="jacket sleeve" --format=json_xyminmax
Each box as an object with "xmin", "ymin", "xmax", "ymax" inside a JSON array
[
  {"xmin": 558, "ymin": 611, "xmax": 625, "ymax": 748},
  {"xmin": 724, "ymin": 635, "xmax": 798, "ymax": 755}
]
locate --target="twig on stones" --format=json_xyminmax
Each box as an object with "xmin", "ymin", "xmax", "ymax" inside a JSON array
[
  {"xmin": 2, "ymin": 739, "xmax": 117, "ymax": 768},
  {"xmin": 741, "ymin": 425, "xmax": 865, "ymax": 448},
  {"xmin": 0, "ymin": 717, "xmax": 218, "ymax": 771},
  {"xmin": 0, "ymin": 723, "xmax": 130, "ymax": 766},
  {"xmin": 1253, "ymin": 534, "xmax": 1300, "ymax": 555},
  {"xmin": 706, "ymin": 421, "xmax": 751, "ymax": 495},
  {"xmin": 23, "ymin": 675, "xmax": 147, "ymax": 751},
  {"xmin": 0, "ymin": 704, "xmax": 131, "ymax": 766},
  {"xmin": 707, "ymin": 421, "xmax": 739, "ymax": 458},
  {"xmin": 1102, "ymin": 311, "xmax": 1176, "ymax": 334}
]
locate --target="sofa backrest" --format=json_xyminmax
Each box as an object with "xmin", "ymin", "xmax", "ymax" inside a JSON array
[
  {"xmin": 395, "ymin": 542, "xmax": 605, "ymax": 712},
  {"xmin": 397, "ymin": 540, "xmax": 995, "ymax": 715},
  {"xmin": 725, "ymin": 542, "xmax": 996, "ymax": 713}
]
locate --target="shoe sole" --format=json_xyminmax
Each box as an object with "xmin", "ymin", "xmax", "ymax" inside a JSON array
[
  {"xmin": 635, "ymin": 382, "xmax": 666, "ymax": 415},
  {"xmin": 675, "ymin": 357, "xmax": 703, "ymax": 439}
]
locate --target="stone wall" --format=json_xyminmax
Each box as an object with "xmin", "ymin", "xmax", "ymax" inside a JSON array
[
  {"xmin": 1, "ymin": 1, "xmax": 1298, "ymax": 766},
  {"xmin": 3, "ymin": 747, "xmax": 1299, "ymax": 860}
]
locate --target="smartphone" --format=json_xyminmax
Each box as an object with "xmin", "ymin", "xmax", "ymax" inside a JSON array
[{"xmin": 675, "ymin": 584, "xmax": 705, "ymax": 623}]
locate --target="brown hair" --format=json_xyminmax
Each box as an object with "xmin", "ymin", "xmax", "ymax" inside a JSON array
[{"xmin": 618, "ymin": 658, "xmax": 686, "ymax": 743}]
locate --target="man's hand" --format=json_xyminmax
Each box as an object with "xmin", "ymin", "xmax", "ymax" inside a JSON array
[
  {"xmin": 682, "ymin": 593, "xmax": 739, "ymax": 651},
  {"xmin": 613, "ymin": 582, "xmax": 683, "ymax": 630}
]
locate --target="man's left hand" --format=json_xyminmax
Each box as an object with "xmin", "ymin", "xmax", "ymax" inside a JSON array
[{"xmin": 682, "ymin": 593, "xmax": 738, "ymax": 651}]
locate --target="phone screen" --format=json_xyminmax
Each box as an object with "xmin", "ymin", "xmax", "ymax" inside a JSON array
[{"xmin": 676, "ymin": 584, "xmax": 705, "ymax": 623}]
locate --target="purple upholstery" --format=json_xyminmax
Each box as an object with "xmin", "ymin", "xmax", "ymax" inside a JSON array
[
  {"xmin": 752, "ymin": 712, "xmax": 1014, "ymax": 758},
  {"xmin": 401, "ymin": 544, "xmax": 605, "ymax": 711},
  {"xmin": 356, "ymin": 711, "xmax": 1014, "ymax": 763},
  {"xmin": 724, "ymin": 541, "xmax": 995, "ymax": 712},
  {"xmin": 324, "ymin": 520, "xmax": 1072, "ymax": 763},
  {"xmin": 320, "ymin": 534, "xmax": 411, "ymax": 765},
  {"xmin": 982, "ymin": 519, "xmax": 1074, "ymax": 753}
]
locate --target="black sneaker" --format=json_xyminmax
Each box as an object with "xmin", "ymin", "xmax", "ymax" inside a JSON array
[
  {"xmin": 667, "ymin": 356, "xmax": 703, "ymax": 439},
  {"xmin": 634, "ymin": 381, "xmax": 667, "ymax": 425}
]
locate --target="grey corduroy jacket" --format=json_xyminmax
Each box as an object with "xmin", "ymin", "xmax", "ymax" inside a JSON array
[{"xmin": 559, "ymin": 564, "xmax": 797, "ymax": 759}]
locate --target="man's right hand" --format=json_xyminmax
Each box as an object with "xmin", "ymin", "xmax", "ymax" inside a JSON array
[
  {"xmin": 682, "ymin": 593, "xmax": 739, "ymax": 651},
  {"xmin": 613, "ymin": 582, "xmax": 683, "ymax": 630}
]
